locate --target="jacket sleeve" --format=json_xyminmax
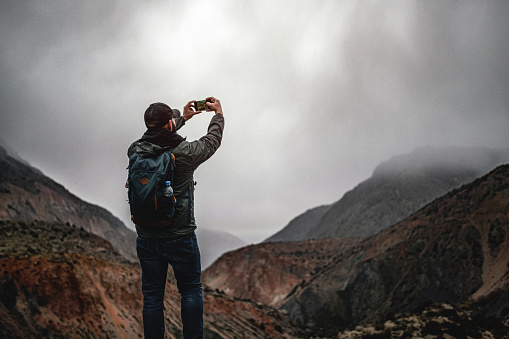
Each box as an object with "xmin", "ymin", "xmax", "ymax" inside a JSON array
[
  {"xmin": 181, "ymin": 114, "xmax": 224, "ymax": 169},
  {"xmin": 175, "ymin": 116, "xmax": 186, "ymax": 131}
]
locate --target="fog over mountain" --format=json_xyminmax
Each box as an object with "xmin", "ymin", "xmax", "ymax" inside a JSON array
[
  {"xmin": 1, "ymin": 1, "xmax": 508, "ymax": 243},
  {"xmin": 266, "ymin": 146, "xmax": 509, "ymax": 242}
]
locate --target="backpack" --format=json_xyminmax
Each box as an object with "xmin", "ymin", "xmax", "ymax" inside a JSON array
[{"xmin": 126, "ymin": 149, "xmax": 177, "ymax": 228}]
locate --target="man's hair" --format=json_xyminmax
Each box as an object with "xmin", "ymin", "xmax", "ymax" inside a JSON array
[{"xmin": 144, "ymin": 102, "xmax": 172, "ymax": 128}]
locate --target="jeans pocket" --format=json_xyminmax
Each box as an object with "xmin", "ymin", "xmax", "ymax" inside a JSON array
[
  {"xmin": 165, "ymin": 235, "xmax": 196, "ymax": 262},
  {"xmin": 136, "ymin": 237, "xmax": 153, "ymax": 260}
]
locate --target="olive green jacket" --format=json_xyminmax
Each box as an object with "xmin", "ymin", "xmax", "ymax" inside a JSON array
[{"xmin": 127, "ymin": 113, "xmax": 224, "ymax": 239}]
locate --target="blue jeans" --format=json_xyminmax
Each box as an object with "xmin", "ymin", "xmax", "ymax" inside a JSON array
[{"xmin": 136, "ymin": 232, "xmax": 203, "ymax": 339}]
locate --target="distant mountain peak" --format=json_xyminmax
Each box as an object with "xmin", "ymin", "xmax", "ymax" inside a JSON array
[
  {"xmin": 372, "ymin": 146, "xmax": 509, "ymax": 179},
  {"xmin": 266, "ymin": 146, "xmax": 509, "ymax": 242}
]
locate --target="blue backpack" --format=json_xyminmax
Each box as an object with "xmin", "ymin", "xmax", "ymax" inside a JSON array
[{"xmin": 126, "ymin": 150, "xmax": 177, "ymax": 228}]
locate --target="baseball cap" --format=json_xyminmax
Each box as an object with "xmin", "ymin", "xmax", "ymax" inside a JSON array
[{"xmin": 144, "ymin": 102, "xmax": 181, "ymax": 128}]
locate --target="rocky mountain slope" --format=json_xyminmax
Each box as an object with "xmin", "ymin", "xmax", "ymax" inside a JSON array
[
  {"xmin": 203, "ymin": 238, "xmax": 362, "ymax": 307},
  {"xmin": 0, "ymin": 220, "xmax": 145, "ymax": 338},
  {"xmin": 266, "ymin": 146, "xmax": 509, "ymax": 242},
  {"xmin": 282, "ymin": 163, "xmax": 509, "ymax": 336},
  {"xmin": 0, "ymin": 220, "xmax": 303, "ymax": 338},
  {"xmin": 204, "ymin": 164, "xmax": 509, "ymax": 337},
  {"xmin": 0, "ymin": 146, "xmax": 137, "ymax": 262}
]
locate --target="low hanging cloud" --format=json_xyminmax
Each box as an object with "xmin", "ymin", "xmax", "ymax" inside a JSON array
[{"xmin": 1, "ymin": 0, "xmax": 508, "ymax": 242}]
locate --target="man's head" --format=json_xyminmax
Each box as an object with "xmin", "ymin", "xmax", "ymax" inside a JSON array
[{"xmin": 144, "ymin": 102, "xmax": 181, "ymax": 129}]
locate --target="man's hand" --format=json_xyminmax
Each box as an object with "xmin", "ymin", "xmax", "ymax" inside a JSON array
[
  {"xmin": 183, "ymin": 97, "xmax": 223, "ymax": 121},
  {"xmin": 206, "ymin": 97, "xmax": 223, "ymax": 115},
  {"xmin": 183, "ymin": 101, "xmax": 202, "ymax": 121}
]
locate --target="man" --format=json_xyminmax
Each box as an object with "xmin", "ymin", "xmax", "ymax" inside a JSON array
[{"xmin": 127, "ymin": 97, "xmax": 224, "ymax": 339}]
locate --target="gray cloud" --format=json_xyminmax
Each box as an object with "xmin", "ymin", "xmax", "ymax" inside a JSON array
[{"xmin": 1, "ymin": 1, "xmax": 509, "ymax": 243}]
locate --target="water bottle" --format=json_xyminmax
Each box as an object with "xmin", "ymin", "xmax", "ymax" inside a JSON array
[
  {"xmin": 163, "ymin": 181, "xmax": 175, "ymax": 217},
  {"xmin": 164, "ymin": 181, "xmax": 173, "ymax": 198}
]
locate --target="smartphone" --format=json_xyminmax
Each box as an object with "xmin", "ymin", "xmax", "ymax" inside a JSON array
[{"xmin": 195, "ymin": 99, "xmax": 211, "ymax": 111}]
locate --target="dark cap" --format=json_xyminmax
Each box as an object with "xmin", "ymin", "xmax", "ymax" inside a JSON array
[{"xmin": 144, "ymin": 102, "xmax": 181, "ymax": 128}]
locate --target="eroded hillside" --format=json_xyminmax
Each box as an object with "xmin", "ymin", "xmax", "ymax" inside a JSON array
[
  {"xmin": 282, "ymin": 164, "xmax": 509, "ymax": 336},
  {"xmin": 0, "ymin": 220, "xmax": 303, "ymax": 338},
  {"xmin": 204, "ymin": 164, "xmax": 509, "ymax": 337}
]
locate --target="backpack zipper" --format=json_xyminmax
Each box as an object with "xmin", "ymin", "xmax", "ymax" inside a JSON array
[{"xmin": 154, "ymin": 182, "xmax": 159, "ymax": 211}]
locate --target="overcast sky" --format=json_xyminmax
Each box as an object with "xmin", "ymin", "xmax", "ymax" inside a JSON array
[{"xmin": 1, "ymin": 1, "xmax": 508, "ymax": 243}]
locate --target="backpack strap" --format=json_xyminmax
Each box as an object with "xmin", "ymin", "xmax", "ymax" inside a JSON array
[{"xmin": 168, "ymin": 152, "xmax": 175, "ymax": 183}]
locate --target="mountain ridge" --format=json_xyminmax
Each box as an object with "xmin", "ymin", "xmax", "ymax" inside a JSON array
[
  {"xmin": 281, "ymin": 163, "xmax": 509, "ymax": 335},
  {"xmin": 204, "ymin": 163, "xmax": 509, "ymax": 337},
  {"xmin": 265, "ymin": 146, "xmax": 509, "ymax": 242},
  {"xmin": 0, "ymin": 145, "xmax": 138, "ymax": 261}
]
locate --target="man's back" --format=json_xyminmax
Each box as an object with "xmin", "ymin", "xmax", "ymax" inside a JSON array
[
  {"xmin": 127, "ymin": 112, "xmax": 224, "ymax": 239},
  {"xmin": 130, "ymin": 98, "xmax": 224, "ymax": 339}
]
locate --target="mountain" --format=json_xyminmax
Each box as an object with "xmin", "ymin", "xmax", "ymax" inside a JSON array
[
  {"xmin": 204, "ymin": 164, "xmax": 509, "ymax": 337},
  {"xmin": 265, "ymin": 146, "xmax": 509, "ymax": 242},
  {"xmin": 202, "ymin": 237, "xmax": 362, "ymax": 307},
  {"xmin": 0, "ymin": 220, "xmax": 303, "ymax": 338},
  {"xmin": 283, "ymin": 164, "xmax": 509, "ymax": 336},
  {"xmin": 0, "ymin": 146, "xmax": 137, "ymax": 262}
]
